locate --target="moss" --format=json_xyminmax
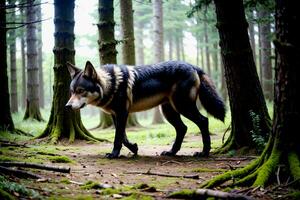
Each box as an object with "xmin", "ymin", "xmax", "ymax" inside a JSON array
[
  {"xmin": 285, "ymin": 191, "xmax": 300, "ymax": 200},
  {"xmin": 168, "ymin": 189, "xmax": 196, "ymax": 199},
  {"xmin": 0, "ymin": 156, "xmax": 18, "ymax": 162},
  {"xmin": 0, "ymin": 189, "xmax": 16, "ymax": 200},
  {"xmin": 100, "ymin": 188, "xmax": 121, "ymax": 195},
  {"xmin": 192, "ymin": 168, "xmax": 226, "ymax": 173},
  {"xmin": 288, "ymin": 152, "xmax": 300, "ymax": 181},
  {"xmin": 49, "ymin": 155, "xmax": 74, "ymax": 163},
  {"xmin": 122, "ymin": 193, "xmax": 154, "ymax": 200},
  {"xmin": 132, "ymin": 183, "xmax": 149, "ymax": 189},
  {"xmin": 60, "ymin": 178, "xmax": 71, "ymax": 184},
  {"xmin": 80, "ymin": 181, "xmax": 104, "ymax": 190},
  {"xmin": 48, "ymin": 195, "xmax": 93, "ymax": 200}
]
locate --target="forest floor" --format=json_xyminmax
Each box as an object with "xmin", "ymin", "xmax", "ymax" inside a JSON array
[
  {"xmin": 0, "ymin": 107, "xmax": 292, "ymax": 199},
  {"xmin": 1, "ymin": 131, "xmax": 287, "ymax": 200}
]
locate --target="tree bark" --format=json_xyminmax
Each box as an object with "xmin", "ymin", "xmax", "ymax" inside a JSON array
[
  {"xmin": 96, "ymin": 0, "xmax": 118, "ymax": 129},
  {"xmin": 135, "ymin": 20, "xmax": 144, "ymax": 65},
  {"xmin": 21, "ymin": 8, "xmax": 27, "ymax": 109},
  {"xmin": 213, "ymin": 0, "xmax": 271, "ymax": 154},
  {"xmin": 257, "ymin": 9, "xmax": 273, "ymax": 101},
  {"xmin": 8, "ymin": 0, "xmax": 18, "ymax": 113},
  {"xmin": 201, "ymin": 0, "xmax": 300, "ymax": 188},
  {"xmin": 0, "ymin": 0, "xmax": 15, "ymax": 131},
  {"xmin": 204, "ymin": 13, "xmax": 211, "ymax": 76},
  {"xmin": 120, "ymin": 0, "xmax": 140, "ymax": 127},
  {"xmin": 37, "ymin": 0, "xmax": 100, "ymax": 143},
  {"xmin": 37, "ymin": 0, "xmax": 44, "ymax": 108},
  {"xmin": 23, "ymin": 0, "xmax": 43, "ymax": 121},
  {"xmin": 248, "ymin": 11, "xmax": 256, "ymax": 65},
  {"xmin": 152, "ymin": 0, "xmax": 164, "ymax": 124}
]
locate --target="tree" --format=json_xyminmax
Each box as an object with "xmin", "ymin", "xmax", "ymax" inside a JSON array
[
  {"xmin": 152, "ymin": 0, "xmax": 164, "ymax": 124},
  {"xmin": 201, "ymin": 0, "xmax": 300, "ymax": 188},
  {"xmin": 23, "ymin": 0, "xmax": 43, "ymax": 121},
  {"xmin": 96, "ymin": 0, "xmax": 118, "ymax": 129},
  {"xmin": 212, "ymin": 0, "xmax": 271, "ymax": 154},
  {"xmin": 37, "ymin": 0, "xmax": 100, "ymax": 143},
  {"xmin": 258, "ymin": 8, "xmax": 273, "ymax": 101},
  {"xmin": 36, "ymin": 0, "xmax": 44, "ymax": 108},
  {"xmin": 0, "ymin": 0, "xmax": 15, "ymax": 132},
  {"xmin": 20, "ymin": 8, "xmax": 27, "ymax": 109},
  {"xmin": 8, "ymin": 0, "xmax": 18, "ymax": 113},
  {"xmin": 119, "ymin": 0, "xmax": 140, "ymax": 127}
]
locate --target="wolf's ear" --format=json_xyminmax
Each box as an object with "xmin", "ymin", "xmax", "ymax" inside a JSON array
[
  {"xmin": 66, "ymin": 62, "xmax": 80, "ymax": 79},
  {"xmin": 84, "ymin": 61, "xmax": 97, "ymax": 80}
]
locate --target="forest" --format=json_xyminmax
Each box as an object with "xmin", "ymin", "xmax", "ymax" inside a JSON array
[{"xmin": 0, "ymin": 0, "xmax": 299, "ymax": 199}]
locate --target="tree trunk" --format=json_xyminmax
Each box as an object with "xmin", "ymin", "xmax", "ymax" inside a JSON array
[
  {"xmin": 8, "ymin": 0, "xmax": 18, "ymax": 113},
  {"xmin": 248, "ymin": 11, "xmax": 256, "ymax": 65},
  {"xmin": 96, "ymin": 0, "xmax": 118, "ymax": 129},
  {"xmin": 23, "ymin": 0, "xmax": 43, "ymax": 121},
  {"xmin": 152, "ymin": 0, "xmax": 164, "ymax": 124},
  {"xmin": 201, "ymin": 0, "xmax": 300, "ymax": 188},
  {"xmin": 257, "ymin": 10, "xmax": 273, "ymax": 101},
  {"xmin": 180, "ymin": 32, "xmax": 185, "ymax": 61},
  {"xmin": 119, "ymin": 0, "xmax": 140, "ymax": 127},
  {"xmin": 37, "ymin": 0, "xmax": 100, "ymax": 143},
  {"xmin": 21, "ymin": 8, "xmax": 27, "ymax": 109},
  {"xmin": 135, "ymin": 20, "xmax": 144, "ymax": 65},
  {"xmin": 0, "ymin": 0, "xmax": 15, "ymax": 131},
  {"xmin": 37, "ymin": 0, "xmax": 44, "ymax": 108},
  {"xmin": 168, "ymin": 31, "xmax": 173, "ymax": 60},
  {"xmin": 204, "ymin": 13, "xmax": 211, "ymax": 76},
  {"xmin": 175, "ymin": 34, "xmax": 180, "ymax": 60},
  {"xmin": 213, "ymin": 0, "xmax": 271, "ymax": 154}
]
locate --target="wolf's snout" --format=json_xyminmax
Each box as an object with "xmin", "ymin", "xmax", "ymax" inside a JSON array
[{"xmin": 65, "ymin": 103, "xmax": 72, "ymax": 110}]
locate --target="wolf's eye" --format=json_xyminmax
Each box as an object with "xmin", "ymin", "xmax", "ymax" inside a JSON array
[{"xmin": 77, "ymin": 88, "xmax": 84, "ymax": 94}]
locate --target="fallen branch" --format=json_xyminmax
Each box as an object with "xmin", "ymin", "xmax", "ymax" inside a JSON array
[
  {"xmin": 0, "ymin": 166, "xmax": 43, "ymax": 179},
  {"xmin": 0, "ymin": 162, "xmax": 70, "ymax": 173},
  {"xmin": 195, "ymin": 189, "xmax": 254, "ymax": 200},
  {"xmin": 125, "ymin": 169, "xmax": 199, "ymax": 179},
  {"xmin": 0, "ymin": 141, "xmax": 28, "ymax": 148},
  {"xmin": 168, "ymin": 188, "xmax": 254, "ymax": 200}
]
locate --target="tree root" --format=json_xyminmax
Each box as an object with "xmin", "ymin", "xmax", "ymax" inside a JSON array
[{"xmin": 201, "ymin": 137, "xmax": 300, "ymax": 189}]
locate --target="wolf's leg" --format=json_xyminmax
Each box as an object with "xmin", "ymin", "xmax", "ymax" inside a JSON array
[
  {"xmin": 176, "ymin": 104, "xmax": 211, "ymax": 157},
  {"xmin": 123, "ymin": 135, "xmax": 138, "ymax": 155},
  {"xmin": 161, "ymin": 103, "xmax": 187, "ymax": 156},
  {"xmin": 106, "ymin": 112, "xmax": 128, "ymax": 159},
  {"xmin": 112, "ymin": 115, "xmax": 138, "ymax": 155}
]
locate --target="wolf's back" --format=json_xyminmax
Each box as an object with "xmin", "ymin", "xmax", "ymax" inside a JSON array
[{"xmin": 197, "ymin": 71, "xmax": 226, "ymax": 122}]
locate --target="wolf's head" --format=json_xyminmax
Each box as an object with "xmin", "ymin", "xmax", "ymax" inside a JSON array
[{"xmin": 65, "ymin": 61, "xmax": 103, "ymax": 110}]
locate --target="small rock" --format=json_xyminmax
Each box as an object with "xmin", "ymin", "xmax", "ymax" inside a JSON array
[{"xmin": 112, "ymin": 194, "xmax": 123, "ymax": 199}]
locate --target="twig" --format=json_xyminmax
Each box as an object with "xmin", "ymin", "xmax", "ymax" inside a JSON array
[
  {"xmin": 4, "ymin": 18, "xmax": 51, "ymax": 30},
  {"xmin": 0, "ymin": 141, "xmax": 28, "ymax": 148},
  {"xmin": 161, "ymin": 160, "xmax": 182, "ymax": 166},
  {"xmin": 125, "ymin": 169, "xmax": 199, "ymax": 179},
  {"xmin": 195, "ymin": 189, "xmax": 254, "ymax": 200},
  {"xmin": 0, "ymin": 162, "xmax": 71, "ymax": 173},
  {"xmin": 222, "ymin": 125, "xmax": 231, "ymax": 144},
  {"xmin": 0, "ymin": 166, "xmax": 43, "ymax": 179},
  {"xmin": 276, "ymin": 165, "xmax": 281, "ymax": 185}
]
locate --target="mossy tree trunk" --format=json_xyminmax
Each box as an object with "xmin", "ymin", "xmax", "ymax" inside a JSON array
[
  {"xmin": 21, "ymin": 8, "xmax": 27, "ymax": 109},
  {"xmin": 213, "ymin": 0, "xmax": 271, "ymax": 154},
  {"xmin": 0, "ymin": 0, "xmax": 15, "ymax": 132},
  {"xmin": 37, "ymin": 0, "xmax": 44, "ymax": 108},
  {"xmin": 152, "ymin": 0, "xmax": 164, "ymax": 124},
  {"xmin": 201, "ymin": 0, "xmax": 300, "ymax": 188},
  {"xmin": 96, "ymin": 0, "xmax": 118, "ymax": 129},
  {"xmin": 37, "ymin": 0, "xmax": 100, "ymax": 143},
  {"xmin": 23, "ymin": 0, "xmax": 43, "ymax": 121},
  {"xmin": 120, "ymin": 0, "xmax": 140, "ymax": 127}
]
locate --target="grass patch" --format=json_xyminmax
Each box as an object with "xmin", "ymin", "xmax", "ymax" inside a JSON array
[
  {"xmin": 168, "ymin": 189, "xmax": 196, "ymax": 199},
  {"xmin": 49, "ymin": 155, "xmax": 74, "ymax": 163},
  {"xmin": 122, "ymin": 193, "xmax": 154, "ymax": 200},
  {"xmin": 192, "ymin": 167, "xmax": 226, "ymax": 173}
]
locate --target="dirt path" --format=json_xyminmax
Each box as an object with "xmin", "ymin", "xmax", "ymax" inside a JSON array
[{"xmin": 13, "ymin": 142, "xmax": 254, "ymax": 199}]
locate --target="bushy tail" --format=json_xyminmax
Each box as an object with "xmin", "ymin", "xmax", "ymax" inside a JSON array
[{"xmin": 198, "ymin": 73, "xmax": 226, "ymax": 122}]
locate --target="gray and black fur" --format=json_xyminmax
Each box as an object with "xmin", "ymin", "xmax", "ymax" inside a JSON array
[{"xmin": 66, "ymin": 61, "xmax": 225, "ymax": 158}]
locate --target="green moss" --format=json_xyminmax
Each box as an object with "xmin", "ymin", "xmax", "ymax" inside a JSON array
[
  {"xmin": 288, "ymin": 152, "xmax": 300, "ymax": 181},
  {"xmin": 122, "ymin": 193, "xmax": 154, "ymax": 200},
  {"xmin": 168, "ymin": 189, "xmax": 196, "ymax": 199},
  {"xmin": 80, "ymin": 181, "xmax": 103, "ymax": 190},
  {"xmin": 132, "ymin": 183, "xmax": 149, "ymax": 189},
  {"xmin": 0, "ymin": 156, "xmax": 18, "ymax": 162},
  {"xmin": 0, "ymin": 189, "xmax": 16, "ymax": 200},
  {"xmin": 192, "ymin": 168, "xmax": 226, "ymax": 173},
  {"xmin": 60, "ymin": 178, "xmax": 71, "ymax": 184},
  {"xmin": 285, "ymin": 191, "xmax": 300, "ymax": 200},
  {"xmin": 100, "ymin": 188, "xmax": 120, "ymax": 195},
  {"xmin": 48, "ymin": 195, "xmax": 93, "ymax": 200},
  {"xmin": 49, "ymin": 155, "xmax": 73, "ymax": 163}
]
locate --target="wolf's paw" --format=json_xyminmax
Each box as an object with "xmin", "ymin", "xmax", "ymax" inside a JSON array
[
  {"xmin": 160, "ymin": 151, "xmax": 176, "ymax": 156},
  {"xmin": 105, "ymin": 152, "xmax": 120, "ymax": 159},
  {"xmin": 193, "ymin": 151, "xmax": 209, "ymax": 157},
  {"xmin": 131, "ymin": 143, "xmax": 138, "ymax": 155}
]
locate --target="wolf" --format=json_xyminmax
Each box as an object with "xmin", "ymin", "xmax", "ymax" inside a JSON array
[{"xmin": 66, "ymin": 61, "xmax": 225, "ymax": 158}]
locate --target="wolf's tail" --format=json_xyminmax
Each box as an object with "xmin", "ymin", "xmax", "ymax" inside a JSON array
[{"xmin": 197, "ymin": 71, "xmax": 226, "ymax": 122}]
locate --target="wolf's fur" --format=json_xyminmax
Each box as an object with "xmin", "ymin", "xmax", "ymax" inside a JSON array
[{"xmin": 66, "ymin": 61, "xmax": 225, "ymax": 158}]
